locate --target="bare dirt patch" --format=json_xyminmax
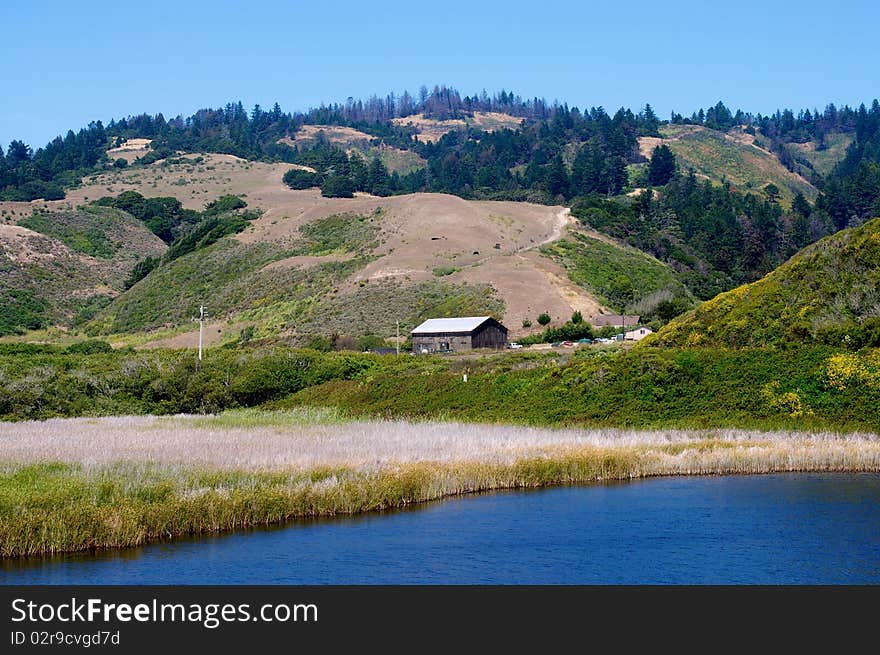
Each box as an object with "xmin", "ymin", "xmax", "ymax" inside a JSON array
[
  {"xmin": 391, "ymin": 113, "xmax": 467, "ymax": 142},
  {"xmin": 106, "ymin": 138, "xmax": 153, "ymax": 163},
  {"xmin": 284, "ymin": 124, "xmax": 374, "ymax": 147},
  {"xmin": 391, "ymin": 111, "xmax": 523, "ymax": 143},
  {"xmin": 637, "ymin": 136, "xmax": 665, "ymax": 159},
  {"xmin": 262, "ymin": 252, "xmax": 356, "ymax": 271}
]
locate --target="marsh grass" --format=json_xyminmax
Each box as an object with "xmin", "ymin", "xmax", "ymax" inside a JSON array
[
  {"xmin": 2, "ymin": 414, "xmax": 879, "ymax": 558},
  {"xmin": 183, "ymin": 406, "xmax": 350, "ymax": 429}
]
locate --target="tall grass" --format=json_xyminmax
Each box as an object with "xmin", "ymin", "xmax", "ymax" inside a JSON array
[{"xmin": 1, "ymin": 414, "xmax": 878, "ymax": 557}]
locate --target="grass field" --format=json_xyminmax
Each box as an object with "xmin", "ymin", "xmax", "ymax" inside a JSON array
[{"xmin": 3, "ymin": 411, "xmax": 878, "ymax": 557}]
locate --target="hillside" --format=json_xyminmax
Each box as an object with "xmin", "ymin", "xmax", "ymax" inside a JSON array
[
  {"xmin": 540, "ymin": 230, "xmax": 695, "ymax": 315},
  {"xmin": 638, "ymin": 124, "xmax": 818, "ymax": 203},
  {"xmin": 279, "ymin": 125, "xmax": 426, "ymax": 174},
  {"xmin": 0, "ymin": 206, "xmax": 166, "ymax": 335},
  {"xmin": 83, "ymin": 186, "xmax": 624, "ymax": 344},
  {"xmin": 652, "ymin": 217, "xmax": 880, "ymax": 348},
  {"xmin": 787, "ymin": 131, "xmax": 854, "ymax": 179},
  {"xmin": 391, "ymin": 111, "xmax": 523, "ymax": 142},
  {"xmin": 4, "ymin": 87, "xmax": 876, "ymax": 347}
]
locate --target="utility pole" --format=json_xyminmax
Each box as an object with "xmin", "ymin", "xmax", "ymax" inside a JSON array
[
  {"xmin": 396, "ymin": 320, "xmax": 400, "ymax": 356},
  {"xmin": 197, "ymin": 305, "xmax": 207, "ymax": 361}
]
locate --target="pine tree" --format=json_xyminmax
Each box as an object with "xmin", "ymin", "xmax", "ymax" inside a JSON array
[
  {"xmin": 648, "ymin": 145, "xmax": 676, "ymax": 186},
  {"xmin": 545, "ymin": 155, "xmax": 569, "ymax": 197},
  {"xmin": 641, "ymin": 103, "xmax": 660, "ymax": 136}
]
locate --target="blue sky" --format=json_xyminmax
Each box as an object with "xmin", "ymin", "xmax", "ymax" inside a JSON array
[{"xmin": 3, "ymin": 0, "xmax": 879, "ymax": 150}]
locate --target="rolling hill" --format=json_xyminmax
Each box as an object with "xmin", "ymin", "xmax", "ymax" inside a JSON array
[
  {"xmin": 0, "ymin": 147, "xmax": 695, "ymax": 347},
  {"xmin": 4, "ymin": 86, "xmax": 874, "ymax": 348},
  {"xmin": 0, "ymin": 206, "xmax": 166, "ymax": 335},
  {"xmin": 84, "ymin": 187, "xmax": 609, "ymax": 345},
  {"xmin": 652, "ymin": 217, "xmax": 880, "ymax": 348}
]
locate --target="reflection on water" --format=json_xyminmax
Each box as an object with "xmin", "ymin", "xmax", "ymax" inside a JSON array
[{"xmin": 3, "ymin": 473, "xmax": 879, "ymax": 584}]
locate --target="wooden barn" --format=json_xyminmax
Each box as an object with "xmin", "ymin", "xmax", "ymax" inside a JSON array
[{"xmin": 411, "ymin": 316, "xmax": 508, "ymax": 354}]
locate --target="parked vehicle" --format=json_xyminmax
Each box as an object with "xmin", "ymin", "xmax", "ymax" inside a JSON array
[{"xmin": 508, "ymin": 342, "xmax": 523, "ymax": 349}]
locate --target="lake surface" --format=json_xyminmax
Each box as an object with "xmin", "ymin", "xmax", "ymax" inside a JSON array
[{"xmin": 3, "ymin": 473, "xmax": 879, "ymax": 584}]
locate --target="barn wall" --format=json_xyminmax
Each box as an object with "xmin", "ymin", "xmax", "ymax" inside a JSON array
[
  {"xmin": 471, "ymin": 324, "xmax": 508, "ymax": 349},
  {"xmin": 412, "ymin": 334, "xmax": 473, "ymax": 354}
]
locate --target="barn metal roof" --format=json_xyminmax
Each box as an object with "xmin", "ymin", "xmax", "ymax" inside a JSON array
[{"xmin": 411, "ymin": 316, "xmax": 493, "ymax": 334}]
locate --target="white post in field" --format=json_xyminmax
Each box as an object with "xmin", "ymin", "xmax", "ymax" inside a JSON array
[{"xmin": 198, "ymin": 305, "xmax": 207, "ymax": 362}]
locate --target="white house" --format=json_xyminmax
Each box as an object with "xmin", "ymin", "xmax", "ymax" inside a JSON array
[{"xmin": 624, "ymin": 326, "xmax": 654, "ymax": 341}]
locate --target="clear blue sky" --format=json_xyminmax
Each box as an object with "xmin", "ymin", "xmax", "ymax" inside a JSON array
[{"xmin": 3, "ymin": 0, "xmax": 879, "ymax": 150}]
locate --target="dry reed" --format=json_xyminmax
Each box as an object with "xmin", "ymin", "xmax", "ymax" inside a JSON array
[{"xmin": 1, "ymin": 410, "xmax": 878, "ymax": 557}]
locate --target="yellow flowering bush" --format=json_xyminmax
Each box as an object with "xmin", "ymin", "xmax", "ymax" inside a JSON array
[
  {"xmin": 760, "ymin": 381, "xmax": 814, "ymax": 418},
  {"xmin": 825, "ymin": 351, "xmax": 880, "ymax": 390}
]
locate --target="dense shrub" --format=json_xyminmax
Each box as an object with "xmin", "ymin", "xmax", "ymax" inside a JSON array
[
  {"xmin": 321, "ymin": 175, "xmax": 355, "ymax": 198},
  {"xmin": 65, "ymin": 340, "xmax": 113, "ymax": 355},
  {"xmin": 283, "ymin": 168, "xmax": 321, "ymax": 190}
]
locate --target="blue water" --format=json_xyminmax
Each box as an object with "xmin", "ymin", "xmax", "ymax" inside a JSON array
[{"xmin": 3, "ymin": 473, "xmax": 879, "ymax": 584}]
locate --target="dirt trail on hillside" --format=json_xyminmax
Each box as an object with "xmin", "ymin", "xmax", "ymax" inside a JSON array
[{"xmin": 0, "ymin": 154, "xmax": 612, "ymax": 339}]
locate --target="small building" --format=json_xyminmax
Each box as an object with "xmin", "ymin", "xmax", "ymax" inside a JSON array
[
  {"xmin": 624, "ymin": 326, "xmax": 654, "ymax": 341},
  {"xmin": 592, "ymin": 314, "xmax": 641, "ymax": 328},
  {"xmin": 411, "ymin": 316, "xmax": 508, "ymax": 354}
]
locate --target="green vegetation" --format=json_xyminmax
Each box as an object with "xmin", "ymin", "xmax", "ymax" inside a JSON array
[
  {"xmin": 321, "ymin": 174, "xmax": 355, "ymax": 198},
  {"xmin": 542, "ymin": 232, "xmax": 694, "ymax": 317},
  {"xmin": 163, "ymin": 213, "xmax": 252, "ymax": 261},
  {"xmin": 788, "ymin": 132, "xmax": 853, "ymax": 178},
  {"xmin": 289, "ymin": 346, "xmax": 880, "ymax": 432},
  {"xmin": 0, "ymin": 287, "xmax": 47, "ymax": 336},
  {"xmin": 569, "ymin": 171, "xmax": 822, "ymax": 300},
  {"xmin": 432, "ymin": 266, "xmax": 459, "ymax": 277},
  {"xmin": 519, "ymin": 320, "xmax": 595, "ymax": 345},
  {"xmin": 656, "ymin": 124, "xmax": 817, "ymax": 203},
  {"xmin": 294, "ymin": 210, "xmax": 382, "ymax": 256},
  {"xmin": 0, "ymin": 87, "xmax": 864, "ymax": 211},
  {"xmin": 647, "ymin": 144, "xmax": 676, "ymax": 186},
  {"xmin": 2, "ymin": 340, "xmax": 878, "ymax": 432},
  {"xmin": 282, "ymin": 168, "xmax": 320, "ymax": 189},
  {"xmin": 89, "ymin": 240, "xmax": 367, "ymax": 334},
  {"xmin": 373, "ymin": 147, "xmax": 426, "ymax": 175},
  {"xmin": 18, "ymin": 211, "xmax": 118, "ymax": 258},
  {"xmin": 654, "ymin": 217, "xmax": 880, "ymax": 349},
  {"xmin": 0, "ymin": 346, "xmax": 401, "ymax": 420},
  {"xmin": 0, "ymin": 206, "xmax": 166, "ymax": 336},
  {"xmin": 93, "ymin": 191, "xmax": 199, "ymax": 243}
]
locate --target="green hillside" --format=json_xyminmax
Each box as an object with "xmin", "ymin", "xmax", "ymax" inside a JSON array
[
  {"xmin": 654, "ymin": 124, "xmax": 818, "ymax": 203},
  {"xmin": 652, "ymin": 217, "xmax": 880, "ymax": 348},
  {"xmin": 541, "ymin": 231, "xmax": 696, "ymax": 317},
  {"xmin": 0, "ymin": 207, "xmax": 166, "ymax": 335},
  {"xmin": 87, "ymin": 209, "xmax": 504, "ymax": 342},
  {"xmin": 787, "ymin": 131, "xmax": 854, "ymax": 178}
]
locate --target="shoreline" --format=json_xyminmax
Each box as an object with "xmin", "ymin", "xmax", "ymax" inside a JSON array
[{"xmin": 2, "ymin": 413, "xmax": 879, "ymax": 558}]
